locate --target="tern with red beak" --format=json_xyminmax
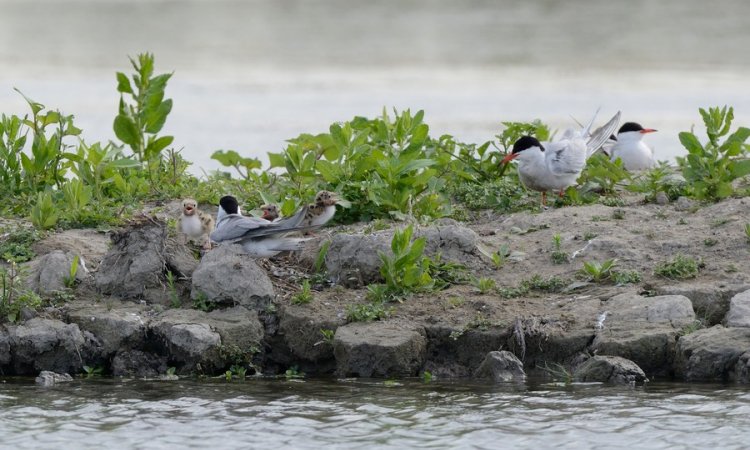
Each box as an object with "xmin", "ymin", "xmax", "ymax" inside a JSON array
[
  {"xmin": 609, "ymin": 122, "xmax": 657, "ymax": 171},
  {"xmin": 501, "ymin": 111, "xmax": 621, "ymax": 206}
]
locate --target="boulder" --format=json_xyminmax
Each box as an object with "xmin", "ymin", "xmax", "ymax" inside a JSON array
[
  {"xmin": 32, "ymin": 228, "xmax": 110, "ymax": 270},
  {"xmin": 473, "ymin": 350, "xmax": 526, "ymax": 382},
  {"xmin": 7, "ymin": 318, "xmax": 92, "ymax": 375},
  {"xmin": 278, "ymin": 304, "xmax": 344, "ymax": 363},
  {"xmin": 334, "ymin": 321, "xmax": 426, "ymax": 377},
  {"xmin": 94, "ymin": 220, "xmax": 168, "ymax": 298},
  {"xmin": 150, "ymin": 308, "xmax": 264, "ymax": 374},
  {"xmin": 653, "ymin": 283, "xmax": 750, "ymax": 326},
  {"xmin": 25, "ymin": 250, "xmax": 86, "ymax": 295},
  {"xmin": 35, "ymin": 371, "xmax": 74, "ymax": 386},
  {"xmin": 674, "ymin": 326, "xmax": 750, "ymax": 381},
  {"xmin": 191, "ymin": 244, "xmax": 274, "ymax": 310},
  {"xmin": 591, "ymin": 293, "xmax": 695, "ymax": 375},
  {"xmin": 111, "ymin": 350, "xmax": 168, "ymax": 378},
  {"xmin": 0, "ymin": 327, "xmax": 10, "ymax": 367},
  {"xmin": 309, "ymin": 222, "xmax": 480, "ymax": 288},
  {"xmin": 573, "ymin": 355, "xmax": 648, "ymax": 384},
  {"xmin": 423, "ymin": 325, "xmax": 510, "ymax": 378},
  {"xmin": 66, "ymin": 302, "xmax": 150, "ymax": 356},
  {"xmin": 725, "ymin": 289, "xmax": 750, "ymax": 327}
]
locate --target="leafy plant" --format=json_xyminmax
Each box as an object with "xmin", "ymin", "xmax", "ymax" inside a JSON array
[
  {"xmin": 676, "ymin": 106, "xmax": 750, "ymax": 200},
  {"xmin": 421, "ymin": 370, "xmax": 433, "ymax": 383},
  {"xmin": 346, "ymin": 302, "xmax": 392, "ymax": 322},
  {"xmin": 0, "ymin": 227, "xmax": 42, "ymax": 262},
  {"xmin": 30, "ymin": 191, "xmax": 59, "ymax": 229},
  {"xmin": 551, "ymin": 234, "xmax": 568, "ymax": 264},
  {"xmin": 627, "ymin": 161, "xmax": 687, "ymax": 202},
  {"xmin": 654, "ymin": 254, "xmax": 701, "ymax": 279},
  {"xmin": 291, "ymin": 280, "xmax": 313, "ymax": 305},
  {"xmin": 319, "ymin": 329, "xmax": 335, "ymax": 344},
  {"xmin": 314, "ymin": 240, "xmax": 331, "ymax": 274},
  {"xmin": 580, "ymin": 259, "xmax": 618, "ymax": 282},
  {"xmin": 82, "ymin": 365, "xmax": 104, "ymax": 378},
  {"xmin": 377, "ymin": 225, "xmax": 433, "ymax": 300},
  {"xmin": 579, "ymin": 153, "xmax": 631, "ymax": 195},
  {"xmin": 1, "ymin": 262, "xmax": 42, "ymax": 323},
  {"xmin": 744, "ymin": 223, "xmax": 750, "ymax": 243},
  {"xmin": 285, "ymin": 366, "xmax": 304, "ymax": 379},
  {"xmin": 62, "ymin": 255, "xmax": 80, "ymax": 288},
  {"xmin": 612, "ymin": 270, "xmax": 642, "ymax": 285},
  {"xmin": 472, "ymin": 277, "xmax": 496, "ymax": 294},
  {"xmin": 166, "ymin": 271, "xmax": 180, "ymax": 308},
  {"xmin": 113, "ymin": 53, "xmax": 174, "ymax": 165}
]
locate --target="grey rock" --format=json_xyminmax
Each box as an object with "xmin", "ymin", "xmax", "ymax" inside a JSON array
[
  {"xmin": 654, "ymin": 191, "xmax": 669, "ymax": 205},
  {"xmin": 191, "ymin": 244, "xmax": 274, "ymax": 310},
  {"xmin": 35, "ymin": 371, "xmax": 73, "ymax": 386},
  {"xmin": 66, "ymin": 303, "xmax": 149, "ymax": 356},
  {"xmin": 278, "ymin": 305, "xmax": 344, "ymax": 363},
  {"xmin": 310, "ymin": 224, "xmax": 480, "ymax": 288},
  {"xmin": 94, "ymin": 221, "xmax": 167, "ymax": 298},
  {"xmin": 653, "ymin": 283, "xmax": 750, "ymax": 325},
  {"xmin": 675, "ymin": 196, "xmax": 696, "ymax": 211},
  {"xmin": 334, "ymin": 321, "xmax": 426, "ymax": 377},
  {"xmin": 164, "ymin": 236, "xmax": 199, "ymax": 278},
  {"xmin": 422, "ymin": 325, "xmax": 510, "ymax": 378},
  {"xmin": 590, "ymin": 293, "xmax": 696, "ymax": 375},
  {"xmin": 7, "ymin": 319, "xmax": 87, "ymax": 375},
  {"xmin": 725, "ymin": 289, "xmax": 750, "ymax": 327},
  {"xmin": 0, "ymin": 327, "xmax": 10, "ymax": 367},
  {"xmin": 26, "ymin": 250, "xmax": 86, "ymax": 295},
  {"xmin": 573, "ymin": 355, "xmax": 648, "ymax": 384},
  {"xmin": 473, "ymin": 350, "xmax": 526, "ymax": 382},
  {"xmin": 31, "ymin": 228, "xmax": 110, "ymax": 270},
  {"xmin": 111, "ymin": 350, "xmax": 168, "ymax": 378},
  {"xmin": 602, "ymin": 293, "xmax": 695, "ymax": 328},
  {"xmin": 151, "ymin": 308, "xmax": 264, "ymax": 374},
  {"xmin": 674, "ymin": 326, "xmax": 750, "ymax": 381},
  {"xmin": 734, "ymin": 351, "xmax": 750, "ymax": 383}
]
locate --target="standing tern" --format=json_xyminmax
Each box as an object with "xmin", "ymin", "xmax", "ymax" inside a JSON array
[
  {"xmin": 609, "ymin": 122, "xmax": 657, "ymax": 171},
  {"xmin": 210, "ymin": 195, "xmax": 312, "ymax": 258},
  {"xmin": 501, "ymin": 111, "xmax": 621, "ymax": 205}
]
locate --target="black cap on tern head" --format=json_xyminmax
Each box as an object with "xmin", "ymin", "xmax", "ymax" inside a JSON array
[
  {"xmin": 618, "ymin": 122, "xmax": 644, "ymax": 134},
  {"xmin": 219, "ymin": 195, "xmax": 239, "ymax": 214},
  {"xmin": 512, "ymin": 135, "xmax": 544, "ymax": 154}
]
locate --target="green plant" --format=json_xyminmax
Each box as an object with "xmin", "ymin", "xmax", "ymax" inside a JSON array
[
  {"xmin": 580, "ymin": 259, "xmax": 618, "ymax": 282},
  {"xmin": 421, "ymin": 370, "xmax": 433, "ymax": 383},
  {"xmin": 744, "ymin": 223, "xmax": 750, "ymax": 243},
  {"xmin": 679, "ymin": 319, "xmax": 705, "ymax": 336},
  {"xmin": 30, "ymin": 191, "xmax": 59, "ymax": 229},
  {"xmin": 703, "ymin": 238, "xmax": 718, "ymax": 247},
  {"xmin": 192, "ymin": 291, "xmax": 212, "ymax": 312},
  {"xmin": 377, "ymin": 225, "xmax": 433, "ymax": 300},
  {"xmin": 314, "ymin": 240, "xmax": 331, "ymax": 274},
  {"xmin": 611, "ymin": 270, "xmax": 642, "ymax": 285},
  {"xmin": 82, "ymin": 365, "xmax": 104, "ymax": 378},
  {"xmin": 0, "ymin": 227, "xmax": 42, "ymax": 262},
  {"xmin": 654, "ymin": 254, "xmax": 701, "ymax": 279},
  {"xmin": 62, "ymin": 255, "xmax": 80, "ymax": 288},
  {"xmin": 230, "ymin": 364, "xmax": 247, "ymax": 380},
  {"xmin": 627, "ymin": 161, "xmax": 687, "ymax": 202},
  {"xmin": 346, "ymin": 302, "xmax": 392, "ymax": 322},
  {"xmin": 1, "ymin": 262, "xmax": 41, "ymax": 322},
  {"xmin": 522, "ymin": 274, "xmax": 566, "ymax": 293},
  {"xmin": 113, "ymin": 53, "xmax": 174, "ymax": 165},
  {"xmin": 676, "ymin": 106, "xmax": 750, "ymax": 201},
  {"xmin": 551, "ymin": 234, "xmax": 568, "ymax": 264},
  {"xmin": 166, "ymin": 271, "xmax": 180, "ymax": 308},
  {"xmin": 540, "ymin": 362, "xmax": 573, "ymax": 384},
  {"xmin": 285, "ymin": 366, "xmax": 304, "ymax": 379},
  {"xmin": 579, "ymin": 153, "xmax": 631, "ymax": 195},
  {"xmin": 319, "ymin": 329, "xmax": 335, "ymax": 344},
  {"xmin": 449, "ymin": 329, "xmax": 464, "ymax": 341},
  {"xmin": 472, "ymin": 277, "xmax": 496, "ymax": 294},
  {"xmin": 291, "ymin": 280, "xmax": 313, "ymax": 305}
]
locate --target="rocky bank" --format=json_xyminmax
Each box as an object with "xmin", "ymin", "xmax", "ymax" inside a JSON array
[{"xmin": 2, "ymin": 195, "xmax": 750, "ymax": 384}]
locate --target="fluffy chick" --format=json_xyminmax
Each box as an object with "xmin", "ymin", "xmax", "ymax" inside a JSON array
[{"xmin": 177, "ymin": 198, "xmax": 215, "ymax": 250}]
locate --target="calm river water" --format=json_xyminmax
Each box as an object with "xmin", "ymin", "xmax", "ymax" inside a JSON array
[
  {"xmin": 1, "ymin": 0, "xmax": 750, "ymax": 173},
  {"xmin": 1, "ymin": 377, "xmax": 749, "ymax": 449}
]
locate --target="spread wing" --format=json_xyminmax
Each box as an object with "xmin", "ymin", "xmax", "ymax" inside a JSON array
[{"xmin": 210, "ymin": 215, "xmax": 274, "ymax": 242}]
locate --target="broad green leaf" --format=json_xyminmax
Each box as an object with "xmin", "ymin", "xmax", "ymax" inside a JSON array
[
  {"xmin": 116, "ymin": 72, "xmax": 133, "ymax": 94},
  {"xmin": 145, "ymin": 135, "xmax": 174, "ymax": 157},
  {"xmin": 268, "ymin": 152, "xmax": 286, "ymax": 168},
  {"xmin": 678, "ymin": 132, "xmax": 703, "ymax": 154},
  {"xmin": 731, "ymin": 159, "xmax": 750, "ymax": 178},
  {"xmin": 113, "ymin": 115, "xmax": 139, "ymax": 147},
  {"xmin": 144, "ymin": 99, "xmax": 172, "ymax": 133},
  {"xmin": 14, "ymin": 88, "xmax": 44, "ymax": 115}
]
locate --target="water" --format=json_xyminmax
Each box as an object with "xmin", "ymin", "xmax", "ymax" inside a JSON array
[
  {"xmin": 1, "ymin": 0, "xmax": 749, "ymax": 174},
  {"xmin": 1, "ymin": 377, "xmax": 749, "ymax": 449}
]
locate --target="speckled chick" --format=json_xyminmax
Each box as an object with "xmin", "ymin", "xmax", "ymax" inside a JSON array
[
  {"xmin": 301, "ymin": 191, "xmax": 339, "ymax": 229},
  {"xmin": 177, "ymin": 198, "xmax": 215, "ymax": 250},
  {"xmin": 260, "ymin": 204, "xmax": 280, "ymax": 222}
]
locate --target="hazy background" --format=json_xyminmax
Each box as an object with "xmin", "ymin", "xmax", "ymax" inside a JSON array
[{"xmin": 1, "ymin": 0, "xmax": 749, "ymax": 173}]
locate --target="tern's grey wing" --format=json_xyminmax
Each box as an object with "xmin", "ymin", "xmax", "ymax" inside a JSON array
[
  {"xmin": 546, "ymin": 140, "xmax": 586, "ymax": 175},
  {"xmin": 586, "ymin": 111, "xmax": 621, "ymax": 157},
  {"xmin": 210, "ymin": 215, "xmax": 273, "ymax": 242}
]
